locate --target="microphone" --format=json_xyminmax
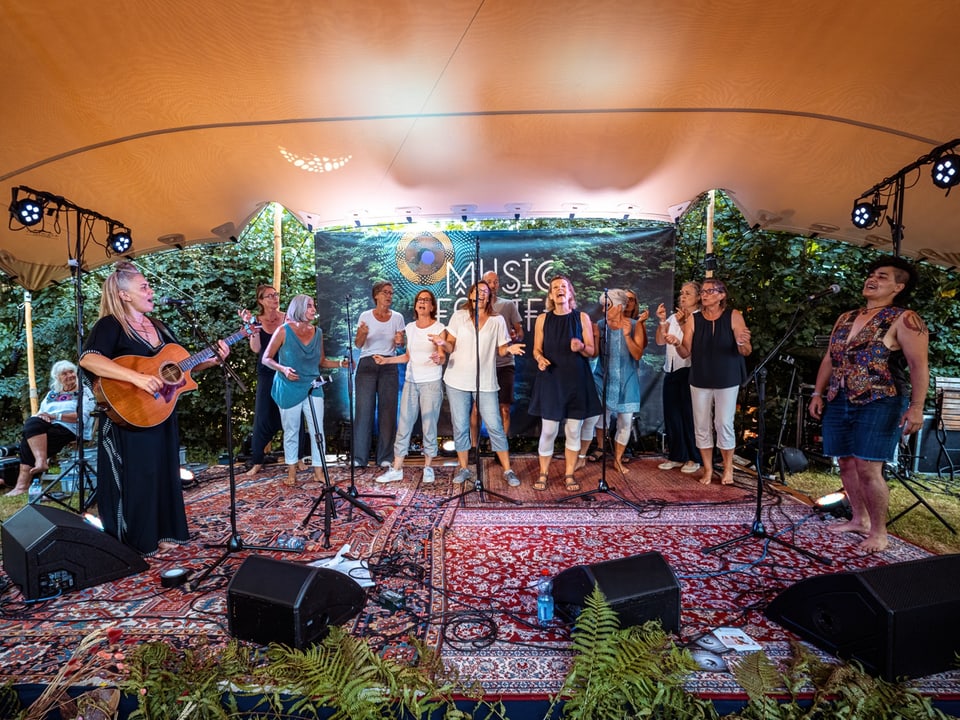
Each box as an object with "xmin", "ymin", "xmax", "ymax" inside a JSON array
[
  {"xmin": 805, "ymin": 284, "xmax": 841, "ymax": 302},
  {"xmin": 157, "ymin": 297, "xmax": 193, "ymax": 306}
]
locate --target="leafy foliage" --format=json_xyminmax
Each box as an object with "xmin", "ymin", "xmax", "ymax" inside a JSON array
[
  {"xmin": 550, "ymin": 586, "xmax": 717, "ymax": 719},
  {"xmin": 1, "ymin": 198, "xmax": 956, "ymax": 457}
]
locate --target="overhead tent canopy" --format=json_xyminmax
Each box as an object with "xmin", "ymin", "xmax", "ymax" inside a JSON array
[{"xmin": 2, "ymin": 0, "xmax": 960, "ymax": 292}]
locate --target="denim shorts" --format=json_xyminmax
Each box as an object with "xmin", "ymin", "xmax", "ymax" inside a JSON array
[{"xmin": 821, "ymin": 391, "xmax": 907, "ymax": 462}]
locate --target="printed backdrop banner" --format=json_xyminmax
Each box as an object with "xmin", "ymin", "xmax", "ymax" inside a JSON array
[{"xmin": 314, "ymin": 225, "xmax": 676, "ymax": 440}]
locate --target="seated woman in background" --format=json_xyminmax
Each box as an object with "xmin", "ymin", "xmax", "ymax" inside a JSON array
[{"xmin": 6, "ymin": 360, "xmax": 94, "ymax": 496}]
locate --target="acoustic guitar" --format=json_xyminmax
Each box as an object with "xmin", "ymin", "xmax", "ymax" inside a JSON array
[{"xmin": 93, "ymin": 323, "xmax": 259, "ymax": 428}]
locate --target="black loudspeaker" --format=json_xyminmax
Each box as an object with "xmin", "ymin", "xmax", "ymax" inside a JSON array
[
  {"xmin": 227, "ymin": 555, "xmax": 366, "ymax": 648},
  {"xmin": 552, "ymin": 552, "xmax": 681, "ymax": 633},
  {"xmin": 765, "ymin": 554, "xmax": 960, "ymax": 680},
  {"xmin": 1, "ymin": 504, "xmax": 148, "ymax": 600}
]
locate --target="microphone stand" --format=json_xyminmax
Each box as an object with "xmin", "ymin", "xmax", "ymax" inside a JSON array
[
  {"xmin": 180, "ymin": 306, "xmax": 292, "ymax": 593},
  {"xmin": 561, "ymin": 290, "xmax": 643, "ymax": 511},
  {"xmin": 342, "ymin": 295, "xmax": 393, "ymax": 502},
  {"xmin": 440, "ymin": 233, "xmax": 520, "ymax": 507},
  {"xmin": 702, "ymin": 302, "xmax": 831, "ymax": 565},
  {"xmin": 300, "ymin": 379, "xmax": 384, "ymax": 548}
]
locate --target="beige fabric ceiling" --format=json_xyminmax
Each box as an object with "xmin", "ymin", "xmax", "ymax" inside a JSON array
[{"xmin": 2, "ymin": 0, "xmax": 959, "ymax": 291}]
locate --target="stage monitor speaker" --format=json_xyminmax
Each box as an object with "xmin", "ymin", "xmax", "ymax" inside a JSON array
[
  {"xmin": 1, "ymin": 504, "xmax": 148, "ymax": 600},
  {"xmin": 765, "ymin": 554, "xmax": 960, "ymax": 680},
  {"xmin": 227, "ymin": 555, "xmax": 366, "ymax": 648},
  {"xmin": 552, "ymin": 552, "xmax": 681, "ymax": 633}
]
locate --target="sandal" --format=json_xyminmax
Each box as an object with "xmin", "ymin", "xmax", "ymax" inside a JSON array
[
  {"xmin": 533, "ymin": 473, "xmax": 548, "ymax": 491},
  {"xmin": 586, "ymin": 450, "xmax": 603, "ymax": 462},
  {"xmin": 564, "ymin": 474, "xmax": 581, "ymax": 492}
]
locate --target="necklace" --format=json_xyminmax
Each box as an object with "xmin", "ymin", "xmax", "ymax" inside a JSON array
[
  {"xmin": 129, "ymin": 315, "xmax": 152, "ymax": 331},
  {"xmin": 859, "ymin": 305, "xmax": 890, "ymax": 316}
]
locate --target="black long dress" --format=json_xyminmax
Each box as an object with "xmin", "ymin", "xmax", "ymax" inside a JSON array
[
  {"xmin": 82, "ymin": 315, "xmax": 188, "ymax": 556},
  {"xmin": 528, "ymin": 311, "xmax": 602, "ymax": 421},
  {"xmin": 248, "ymin": 326, "xmax": 282, "ymax": 465}
]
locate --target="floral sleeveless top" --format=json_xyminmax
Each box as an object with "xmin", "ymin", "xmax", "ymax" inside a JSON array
[{"xmin": 826, "ymin": 306, "xmax": 908, "ymax": 405}]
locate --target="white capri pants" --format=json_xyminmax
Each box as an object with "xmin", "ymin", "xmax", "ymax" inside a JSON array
[{"xmin": 689, "ymin": 385, "xmax": 739, "ymax": 451}]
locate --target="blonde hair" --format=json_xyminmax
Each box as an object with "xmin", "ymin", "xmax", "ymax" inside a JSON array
[
  {"xmin": 545, "ymin": 275, "xmax": 578, "ymax": 311},
  {"xmin": 99, "ymin": 261, "xmax": 144, "ymax": 337}
]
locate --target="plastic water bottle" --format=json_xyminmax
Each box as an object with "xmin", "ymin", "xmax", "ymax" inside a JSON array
[
  {"xmin": 277, "ymin": 533, "xmax": 305, "ymax": 552},
  {"xmin": 28, "ymin": 477, "xmax": 42, "ymax": 504},
  {"xmin": 536, "ymin": 568, "xmax": 554, "ymax": 626}
]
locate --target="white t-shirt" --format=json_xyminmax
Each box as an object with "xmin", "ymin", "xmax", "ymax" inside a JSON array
[
  {"xmin": 662, "ymin": 311, "xmax": 694, "ymax": 373},
  {"xmin": 404, "ymin": 320, "xmax": 445, "ymax": 384},
  {"xmin": 357, "ymin": 309, "xmax": 406, "ymax": 359},
  {"xmin": 443, "ymin": 310, "xmax": 509, "ymax": 392}
]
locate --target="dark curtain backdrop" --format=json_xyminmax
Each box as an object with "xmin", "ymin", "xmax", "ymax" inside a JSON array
[{"xmin": 314, "ymin": 226, "xmax": 676, "ymax": 441}]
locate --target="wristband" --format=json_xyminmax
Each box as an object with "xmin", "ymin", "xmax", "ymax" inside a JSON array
[
  {"xmin": 811, "ymin": 392, "xmax": 822, "ymax": 397},
  {"xmin": 56, "ymin": 412, "xmax": 63, "ymax": 421}
]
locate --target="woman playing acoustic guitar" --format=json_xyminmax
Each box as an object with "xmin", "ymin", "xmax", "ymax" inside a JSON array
[{"xmin": 80, "ymin": 261, "xmax": 231, "ymax": 556}]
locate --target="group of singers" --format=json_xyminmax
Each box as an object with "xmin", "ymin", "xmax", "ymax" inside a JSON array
[{"xmin": 9, "ymin": 254, "xmax": 927, "ymax": 557}]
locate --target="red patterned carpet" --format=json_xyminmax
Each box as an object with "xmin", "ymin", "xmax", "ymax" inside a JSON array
[{"xmin": 1, "ymin": 454, "xmax": 957, "ymax": 703}]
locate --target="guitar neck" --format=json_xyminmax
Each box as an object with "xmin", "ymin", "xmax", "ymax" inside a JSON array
[{"xmin": 178, "ymin": 325, "xmax": 256, "ymax": 372}]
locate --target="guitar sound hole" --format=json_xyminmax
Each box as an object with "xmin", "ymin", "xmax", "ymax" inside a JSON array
[{"xmin": 159, "ymin": 364, "xmax": 183, "ymax": 384}]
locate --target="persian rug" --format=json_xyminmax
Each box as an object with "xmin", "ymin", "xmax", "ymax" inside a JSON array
[{"xmin": 0, "ymin": 455, "xmax": 957, "ymax": 703}]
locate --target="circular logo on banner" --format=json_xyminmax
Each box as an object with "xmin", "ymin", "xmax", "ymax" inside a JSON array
[{"xmin": 395, "ymin": 231, "xmax": 454, "ymax": 285}]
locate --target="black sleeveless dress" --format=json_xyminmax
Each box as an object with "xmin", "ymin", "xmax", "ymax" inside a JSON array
[{"xmin": 528, "ymin": 311, "xmax": 602, "ymax": 421}]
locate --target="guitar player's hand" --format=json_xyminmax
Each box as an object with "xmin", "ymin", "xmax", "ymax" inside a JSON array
[{"xmin": 134, "ymin": 373, "xmax": 163, "ymax": 396}]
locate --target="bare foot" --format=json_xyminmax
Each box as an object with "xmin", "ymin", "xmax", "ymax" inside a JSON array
[
  {"xmin": 30, "ymin": 464, "xmax": 48, "ymax": 476},
  {"xmin": 698, "ymin": 470, "xmax": 713, "ymax": 485},
  {"xmin": 614, "ymin": 461, "xmax": 628, "ymax": 475},
  {"xmin": 4, "ymin": 486, "xmax": 28, "ymax": 497},
  {"xmin": 858, "ymin": 532, "xmax": 888, "ymax": 553},
  {"xmin": 720, "ymin": 469, "xmax": 734, "ymax": 485},
  {"xmin": 243, "ymin": 464, "xmax": 263, "ymax": 477},
  {"xmin": 574, "ymin": 456, "xmax": 586, "ymax": 471},
  {"xmin": 284, "ymin": 465, "xmax": 298, "ymax": 486},
  {"xmin": 827, "ymin": 519, "xmax": 870, "ymax": 535},
  {"xmin": 157, "ymin": 541, "xmax": 178, "ymax": 551},
  {"xmin": 297, "ymin": 460, "xmax": 308, "ymax": 472}
]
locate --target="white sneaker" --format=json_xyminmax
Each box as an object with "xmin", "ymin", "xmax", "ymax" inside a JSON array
[
  {"xmin": 422, "ymin": 466, "xmax": 435, "ymax": 484},
  {"xmin": 681, "ymin": 461, "xmax": 702, "ymax": 474},
  {"xmin": 376, "ymin": 467, "xmax": 403, "ymax": 484},
  {"xmin": 453, "ymin": 467, "xmax": 472, "ymax": 484},
  {"xmin": 658, "ymin": 460, "xmax": 683, "ymax": 470}
]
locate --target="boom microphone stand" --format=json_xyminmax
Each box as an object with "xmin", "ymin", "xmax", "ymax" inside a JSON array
[
  {"xmin": 342, "ymin": 296, "xmax": 393, "ymax": 502},
  {"xmin": 183, "ymin": 307, "xmax": 292, "ymax": 593},
  {"xmin": 561, "ymin": 290, "xmax": 643, "ymax": 511},
  {"xmin": 441, "ymin": 234, "xmax": 520, "ymax": 507},
  {"xmin": 702, "ymin": 303, "xmax": 831, "ymax": 565},
  {"xmin": 300, "ymin": 379, "xmax": 384, "ymax": 548}
]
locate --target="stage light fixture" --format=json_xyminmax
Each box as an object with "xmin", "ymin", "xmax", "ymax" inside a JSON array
[
  {"xmin": 11, "ymin": 196, "xmax": 44, "ymax": 227},
  {"xmin": 851, "ymin": 199, "xmax": 883, "ymax": 229},
  {"xmin": 107, "ymin": 227, "xmax": 133, "ymax": 254},
  {"xmin": 931, "ymin": 153, "xmax": 960, "ymax": 192},
  {"xmin": 814, "ymin": 491, "xmax": 852, "ymax": 519}
]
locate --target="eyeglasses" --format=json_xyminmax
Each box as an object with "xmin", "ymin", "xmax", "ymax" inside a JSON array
[
  {"xmin": 701, "ymin": 288, "xmax": 724, "ymax": 295},
  {"xmin": 261, "ymin": 292, "xmax": 279, "ymax": 299}
]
